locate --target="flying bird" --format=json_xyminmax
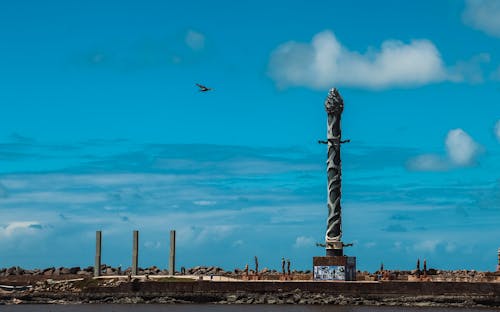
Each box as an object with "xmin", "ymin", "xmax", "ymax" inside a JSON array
[{"xmin": 196, "ymin": 83, "xmax": 212, "ymax": 92}]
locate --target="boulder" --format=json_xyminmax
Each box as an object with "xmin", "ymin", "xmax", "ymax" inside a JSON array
[
  {"xmin": 43, "ymin": 267, "xmax": 55, "ymax": 275},
  {"xmin": 43, "ymin": 269, "xmax": 54, "ymax": 276},
  {"xmin": 69, "ymin": 267, "xmax": 80, "ymax": 274},
  {"xmin": 60, "ymin": 268, "xmax": 71, "ymax": 275},
  {"xmin": 6, "ymin": 267, "xmax": 17, "ymax": 275},
  {"xmin": 77, "ymin": 270, "xmax": 91, "ymax": 276}
]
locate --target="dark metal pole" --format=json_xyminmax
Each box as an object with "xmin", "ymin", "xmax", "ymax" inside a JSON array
[
  {"xmin": 132, "ymin": 230, "xmax": 139, "ymax": 275},
  {"xmin": 94, "ymin": 230, "xmax": 102, "ymax": 277}
]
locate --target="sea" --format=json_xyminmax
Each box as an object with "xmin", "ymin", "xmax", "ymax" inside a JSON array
[{"xmin": 1, "ymin": 305, "xmax": 498, "ymax": 312}]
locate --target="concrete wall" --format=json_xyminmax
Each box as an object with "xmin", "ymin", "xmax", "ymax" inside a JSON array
[{"xmin": 86, "ymin": 280, "xmax": 500, "ymax": 296}]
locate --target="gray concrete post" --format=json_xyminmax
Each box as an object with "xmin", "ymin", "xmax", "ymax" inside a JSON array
[
  {"xmin": 94, "ymin": 230, "xmax": 102, "ymax": 277},
  {"xmin": 497, "ymin": 248, "xmax": 500, "ymax": 272},
  {"xmin": 132, "ymin": 230, "xmax": 139, "ymax": 275},
  {"xmin": 169, "ymin": 230, "xmax": 176, "ymax": 275}
]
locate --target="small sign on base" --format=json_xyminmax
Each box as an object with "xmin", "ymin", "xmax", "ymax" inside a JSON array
[{"xmin": 313, "ymin": 256, "xmax": 356, "ymax": 281}]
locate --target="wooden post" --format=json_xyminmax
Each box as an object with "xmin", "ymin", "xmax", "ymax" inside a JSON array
[
  {"xmin": 132, "ymin": 230, "xmax": 139, "ymax": 275},
  {"xmin": 169, "ymin": 230, "xmax": 176, "ymax": 275},
  {"xmin": 94, "ymin": 230, "xmax": 102, "ymax": 277}
]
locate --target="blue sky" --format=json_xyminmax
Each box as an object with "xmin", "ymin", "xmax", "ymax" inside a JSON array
[{"xmin": 0, "ymin": 0, "xmax": 499, "ymax": 272}]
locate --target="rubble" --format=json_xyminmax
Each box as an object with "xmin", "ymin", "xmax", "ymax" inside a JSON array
[{"xmin": 1, "ymin": 265, "xmax": 499, "ymax": 282}]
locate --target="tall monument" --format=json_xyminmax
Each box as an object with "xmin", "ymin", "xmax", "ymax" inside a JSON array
[
  {"xmin": 324, "ymin": 88, "xmax": 345, "ymax": 256},
  {"xmin": 313, "ymin": 88, "xmax": 356, "ymax": 281}
]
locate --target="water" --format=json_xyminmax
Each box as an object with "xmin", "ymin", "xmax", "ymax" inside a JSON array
[{"xmin": 1, "ymin": 305, "xmax": 498, "ymax": 312}]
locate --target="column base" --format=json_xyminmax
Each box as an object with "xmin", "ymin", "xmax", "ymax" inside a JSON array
[
  {"xmin": 313, "ymin": 255, "xmax": 356, "ymax": 281},
  {"xmin": 326, "ymin": 248, "xmax": 343, "ymax": 256}
]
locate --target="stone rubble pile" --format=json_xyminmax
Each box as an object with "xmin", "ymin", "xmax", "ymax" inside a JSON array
[
  {"xmin": 0, "ymin": 266, "xmax": 93, "ymax": 277},
  {"xmin": 1, "ymin": 266, "xmax": 497, "ymax": 282},
  {"xmin": 0, "ymin": 265, "xmax": 312, "ymax": 277}
]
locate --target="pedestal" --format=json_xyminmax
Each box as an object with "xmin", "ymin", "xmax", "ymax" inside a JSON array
[{"xmin": 313, "ymin": 256, "xmax": 356, "ymax": 281}]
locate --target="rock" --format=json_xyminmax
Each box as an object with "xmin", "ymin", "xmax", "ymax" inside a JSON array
[
  {"xmin": 43, "ymin": 268, "xmax": 55, "ymax": 276},
  {"xmin": 6, "ymin": 267, "xmax": 16, "ymax": 275},
  {"xmin": 226, "ymin": 295, "xmax": 237, "ymax": 303},
  {"xmin": 293, "ymin": 294, "xmax": 301, "ymax": 303},
  {"xmin": 69, "ymin": 267, "xmax": 80, "ymax": 274},
  {"xmin": 77, "ymin": 270, "xmax": 91, "ymax": 276},
  {"xmin": 61, "ymin": 268, "xmax": 71, "ymax": 275},
  {"xmin": 267, "ymin": 297, "xmax": 278, "ymax": 304}
]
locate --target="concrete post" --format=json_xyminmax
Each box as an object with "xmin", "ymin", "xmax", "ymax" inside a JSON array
[
  {"xmin": 497, "ymin": 248, "xmax": 500, "ymax": 272},
  {"xmin": 94, "ymin": 230, "xmax": 102, "ymax": 277},
  {"xmin": 169, "ymin": 230, "xmax": 176, "ymax": 275},
  {"xmin": 132, "ymin": 230, "xmax": 139, "ymax": 275}
]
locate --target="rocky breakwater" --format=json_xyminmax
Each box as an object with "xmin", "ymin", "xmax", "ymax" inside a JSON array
[
  {"xmin": 0, "ymin": 265, "xmax": 313, "ymax": 281},
  {"xmin": 0, "ymin": 266, "xmax": 92, "ymax": 277},
  {"xmin": 0, "ymin": 265, "xmax": 172, "ymax": 280}
]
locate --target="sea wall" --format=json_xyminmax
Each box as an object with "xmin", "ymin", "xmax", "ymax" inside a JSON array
[
  {"xmin": 86, "ymin": 280, "xmax": 500, "ymax": 296},
  {"xmin": 2, "ymin": 280, "xmax": 498, "ymax": 307}
]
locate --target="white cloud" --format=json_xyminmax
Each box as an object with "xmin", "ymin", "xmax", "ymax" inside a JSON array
[
  {"xmin": 177, "ymin": 225, "xmax": 238, "ymax": 246},
  {"xmin": 364, "ymin": 242, "xmax": 377, "ymax": 248},
  {"xmin": 193, "ymin": 200, "xmax": 217, "ymax": 206},
  {"xmin": 408, "ymin": 129, "xmax": 481, "ymax": 171},
  {"xmin": 445, "ymin": 129, "xmax": 480, "ymax": 166},
  {"xmin": 232, "ymin": 239, "xmax": 244, "ymax": 247},
  {"xmin": 0, "ymin": 191, "xmax": 107, "ymax": 204},
  {"xmin": 495, "ymin": 120, "xmax": 500, "ymax": 141},
  {"xmin": 445, "ymin": 242, "xmax": 457, "ymax": 253},
  {"xmin": 448, "ymin": 53, "xmax": 490, "ymax": 83},
  {"xmin": 0, "ymin": 182, "xmax": 8, "ymax": 198},
  {"xmin": 144, "ymin": 241, "xmax": 162, "ymax": 249},
  {"xmin": 413, "ymin": 239, "xmax": 441, "ymax": 253},
  {"xmin": 406, "ymin": 154, "xmax": 449, "ymax": 172},
  {"xmin": 0, "ymin": 221, "xmax": 42, "ymax": 238},
  {"xmin": 268, "ymin": 30, "xmax": 449, "ymax": 89},
  {"xmin": 293, "ymin": 236, "xmax": 314, "ymax": 248},
  {"xmin": 491, "ymin": 66, "xmax": 500, "ymax": 81},
  {"xmin": 185, "ymin": 30, "xmax": 205, "ymax": 51},
  {"xmin": 463, "ymin": 0, "xmax": 500, "ymax": 37}
]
